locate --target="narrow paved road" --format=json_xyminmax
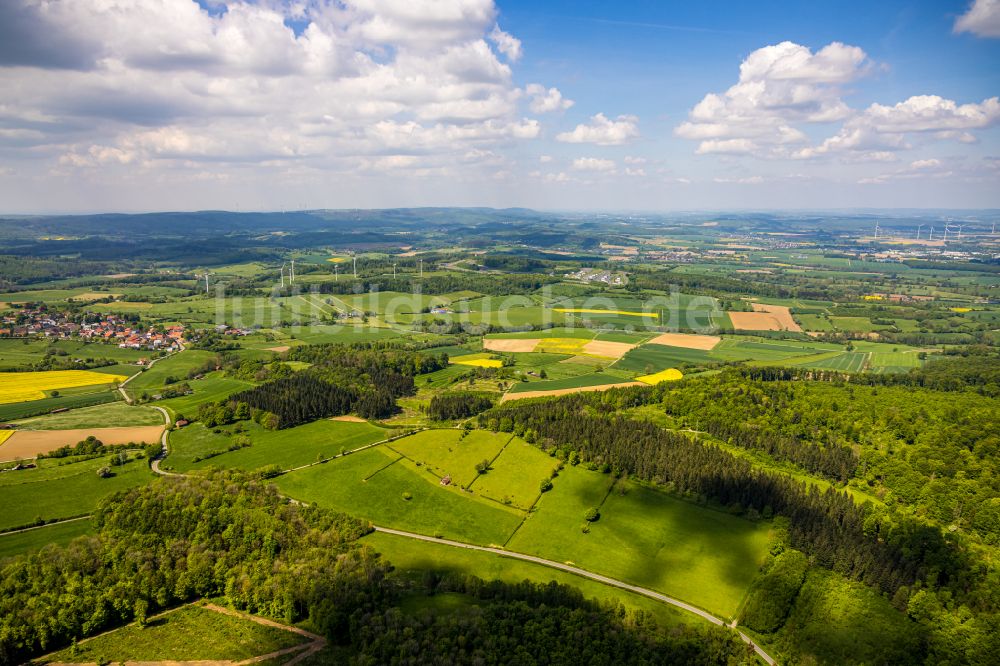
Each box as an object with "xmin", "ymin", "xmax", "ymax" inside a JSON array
[
  {"xmin": 118, "ymin": 343, "xmax": 184, "ymax": 404},
  {"xmin": 372, "ymin": 526, "xmax": 776, "ymax": 665},
  {"xmin": 149, "ymin": 406, "xmax": 180, "ymax": 476}
]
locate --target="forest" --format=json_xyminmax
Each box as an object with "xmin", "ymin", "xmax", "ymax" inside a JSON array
[{"xmin": 480, "ymin": 380, "xmax": 1000, "ymax": 663}]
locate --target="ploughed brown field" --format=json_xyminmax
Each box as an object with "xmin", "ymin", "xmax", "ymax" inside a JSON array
[
  {"xmin": 728, "ymin": 303, "xmax": 802, "ymax": 332},
  {"xmin": 646, "ymin": 332, "xmax": 721, "ymax": 350},
  {"xmin": 483, "ymin": 338, "xmax": 539, "ymax": 353},
  {"xmin": 0, "ymin": 425, "xmax": 164, "ymax": 460}
]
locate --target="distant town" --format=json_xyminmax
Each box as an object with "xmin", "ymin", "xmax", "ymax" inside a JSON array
[{"xmin": 0, "ymin": 306, "xmax": 185, "ymax": 351}]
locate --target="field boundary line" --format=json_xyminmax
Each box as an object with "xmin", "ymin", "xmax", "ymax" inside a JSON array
[
  {"xmin": 372, "ymin": 525, "xmax": 776, "ymax": 665},
  {"xmin": 0, "ymin": 514, "xmax": 92, "ymax": 537}
]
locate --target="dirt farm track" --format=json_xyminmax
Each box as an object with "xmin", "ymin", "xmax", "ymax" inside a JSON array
[{"xmin": 0, "ymin": 425, "xmax": 164, "ymax": 460}]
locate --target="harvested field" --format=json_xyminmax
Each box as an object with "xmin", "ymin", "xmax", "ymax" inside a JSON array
[
  {"xmin": 752, "ymin": 303, "xmax": 802, "ymax": 332},
  {"xmin": 265, "ymin": 345, "xmax": 291, "ymax": 352},
  {"xmin": 483, "ymin": 338, "xmax": 539, "ymax": 353},
  {"xmin": 727, "ymin": 311, "xmax": 783, "ymax": 331},
  {"xmin": 581, "ymin": 340, "xmax": 636, "ymax": 358},
  {"xmin": 69, "ymin": 292, "xmax": 122, "ymax": 301},
  {"xmin": 501, "ymin": 381, "xmax": 642, "ymax": 402},
  {"xmin": 0, "ymin": 425, "xmax": 164, "ymax": 460},
  {"xmin": 331, "ymin": 415, "xmax": 368, "ymax": 423},
  {"xmin": 727, "ymin": 305, "xmax": 802, "ymax": 332},
  {"xmin": 646, "ymin": 333, "xmax": 721, "ymax": 350}
]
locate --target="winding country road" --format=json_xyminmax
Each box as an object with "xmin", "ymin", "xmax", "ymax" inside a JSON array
[
  {"xmin": 149, "ymin": 405, "xmax": 178, "ymax": 476},
  {"xmin": 372, "ymin": 525, "xmax": 776, "ymax": 665},
  {"xmin": 145, "ymin": 413, "xmax": 777, "ymax": 664}
]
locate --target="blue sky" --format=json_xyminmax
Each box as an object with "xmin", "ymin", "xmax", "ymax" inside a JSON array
[{"xmin": 0, "ymin": 0, "xmax": 997, "ymax": 212}]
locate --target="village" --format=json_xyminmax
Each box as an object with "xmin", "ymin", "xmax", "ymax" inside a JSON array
[{"xmin": 0, "ymin": 306, "xmax": 185, "ymax": 351}]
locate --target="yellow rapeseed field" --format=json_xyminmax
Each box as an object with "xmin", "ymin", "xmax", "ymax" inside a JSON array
[
  {"xmin": 554, "ymin": 308, "xmax": 657, "ymax": 318},
  {"xmin": 535, "ymin": 337, "xmax": 589, "ymax": 354},
  {"xmin": 950, "ymin": 307, "xmax": 972, "ymax": 313},
  {"xmin": 636, "ymin": 368, "xmax": 684, "ymax": 385},
  {"xmin": 0, "ymin": 430, "xmax": 13, "ymax": 446},
  {"xmin": 0, "ymin": 370, "xmax": 126, "ymax": 405},
  {"xmin": 452, "ymin": 358, "xmax": 503, "ymax": 368}
]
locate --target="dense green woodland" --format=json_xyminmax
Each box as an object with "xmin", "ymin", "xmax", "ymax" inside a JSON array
[
  {"xmin": 480, "ymin": 362, "xmax": 1000, "ymax": 664},
  {"xmin": 196, "ymin": 343, "xmax": 449, "ymax": 427},
  {"xmin": 0, "ymin": 474, "xmax": 753, "ymax": 665}
]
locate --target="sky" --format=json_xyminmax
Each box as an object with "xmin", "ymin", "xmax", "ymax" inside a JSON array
[{"xmin": 0, "ymin": 0, "xmax": 998, "ymax": 213}]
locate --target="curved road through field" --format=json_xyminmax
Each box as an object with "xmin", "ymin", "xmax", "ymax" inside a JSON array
[
  {"xmin": 372, "ymin": 526, "xmax": 775, "ymax": 665},
  {"xmin": 147, "ymin": 418, "xmax": 776, "ymax": 664}
]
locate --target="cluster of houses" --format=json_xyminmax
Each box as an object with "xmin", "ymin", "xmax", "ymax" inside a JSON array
[
  {"xmin": 0, "ymin": 308, "xmax": 185, "ymax": 351},
  {"xmin": 565, "ymin": 268, "xmax": 627, "ymax": 285}
]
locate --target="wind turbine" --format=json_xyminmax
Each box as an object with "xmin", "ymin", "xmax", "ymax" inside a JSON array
[
  {"xmin": 873, "ymin": 220, "xmax": 880, "ymax": 240},
  {"xmin": 352, "ymin": 255, "xmax": 357, "ymax": 278},
  {"xmin": 280, "ymin": 263, "xmax": 286, "ymax": 288},
  {"xmin": 956, "ymin": 224, "xmax": 964, "ymax": 240},
  {"xmin": 929, "ymin": 226, "xmax": 935, "ymax": 241},
  {"xmin": 204, "ymin": 272, "xmax": 211, "ymax": 294},
  {"xmin": 916, "ymin": 224, "xmax": 924, "ymax": 239},
  {"xmin": 290, "ymin": 259, "xmax": 295, "ymax": 284}
]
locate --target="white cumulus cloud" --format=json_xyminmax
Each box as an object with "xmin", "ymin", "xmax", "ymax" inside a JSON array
[
  {"xmin": 526, "ymin": 84, "xmax": 574, "ymax": 113},
  {"xmin": 571, "ymin": 157, "xmax": 616, "ymax": 171},
  {"xmin": 675, "ymin": 41, "xmax": 868, "ymax": 156},
  {"xmin": 557, "ymin": 113, "xmax": 639, "ymax": 145},
  {"xmin": 955, "ymin": 0, "xmax": 1000, "ymax": 38}
]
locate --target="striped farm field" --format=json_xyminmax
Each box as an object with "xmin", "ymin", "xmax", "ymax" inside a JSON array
[
  {"xmin": 0, "ymin": 370, "xmax": 127, "ymax": 405},
  {"xmin": 801, "ymin": 352, "xmax": 870, "ymax": 373},
  {"xmin": 636, "ymin": 368, "xmax": 684, "ymax": 385}
]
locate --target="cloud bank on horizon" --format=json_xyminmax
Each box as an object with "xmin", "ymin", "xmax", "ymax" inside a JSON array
[{"xmin": 0, "ymin": 0, "xmax": 997, "ymax": 211}]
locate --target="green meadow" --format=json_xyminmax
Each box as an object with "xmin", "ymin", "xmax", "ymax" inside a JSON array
[
  {"xmin": 0, "ymin": 455, "xmax": 154, "ymax": 530},
  {"xmin": 166, "ymin": 418, "xmax": 389, "ymax": 472},
  {"xmin": 507, "ymin": 465, "xmax": 772, "ymax": 618}
]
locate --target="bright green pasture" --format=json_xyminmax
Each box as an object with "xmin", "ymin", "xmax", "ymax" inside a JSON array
[
  {"xmin": 801, "ymin": 352, "xmax": 869, "ymax": 372},
  {"xmin": 467, "ymin": 437, "xmax": 559, "ymax": 509},
  {"xmin": 0, "ymin": 390, "xmax": 120, "ymax": 422},
  {"xmin": 42, "ymin": 603, "xmax": 308, "ymax": 663},
  {"xmin": 156, "ymin": 373, "xmax": 254, "ymax": 417},
  {"xmin": 796, "ymin": 314, "xmax": 834, "ymax": 331},
  {"xmin": 274, "ymin": 446, "xmax": 523, "ymax": 545},
  {"xmin": 122, "ymin": 350, "xmax": 218, "ymax": 399},
  {"xmin": 0, "ymin": 518, "xmax": 95, "ymax": 560},
  {"xmin": 507, "ymin": 465, "xmax": 773, "ymax": 618},
  {"xmin": 507, "ymin": 373, "xmax": 626, "ymax": 393},
  {"xmin": 0, "ymin": 456, "xmax": 154, "ymax": 530},
  {"xmin": 830, "ymin": 316, "xmax": 877, "ymax": 332},
  {"xmin": 388, "ymin": 429, "xmax": 509, "ymax": 488},
  {"xmin": 166, "ymin": 419, "xmax": 388, "ymax": 472},
  {"xmin": 12, "ymin": 402, "xmax": 162, "ymax": 430},
  {"xmin": 363, "ymin": 531, "xmax": 696, "ymax": 629},
  {"xmin": 615, "ymin": 344, "xmax": 713, "ymax": 372},
  {"xmin": 0, "ymin": 339, "xmax": 148, "ymax": 370},
  {"xmin": 280, "ymin": 325, "xmax": 401, "ymax": 345}
]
